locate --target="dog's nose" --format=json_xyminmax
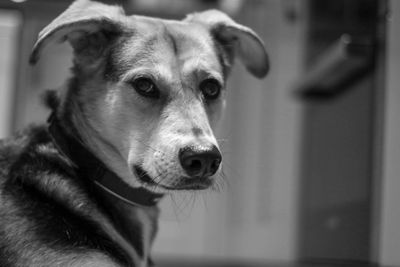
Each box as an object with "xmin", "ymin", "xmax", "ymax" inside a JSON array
[{"xmin": 179, "ymin": 145, "xmax": 222, "ymax": 178}]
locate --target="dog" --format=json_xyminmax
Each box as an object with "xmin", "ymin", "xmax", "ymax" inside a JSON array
[{"xmin": 0, "ymin": 0, "xmax": 268, "ymax": 266}]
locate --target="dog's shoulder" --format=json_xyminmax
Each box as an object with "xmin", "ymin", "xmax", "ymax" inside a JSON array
[
  {"xmin": 0, "ymin": 126, "xmax": 37, "ymax": 178},
  {"xmin": 0, "ymin": 125, "xmax": 75, "ymax": 190},
  {"xmin": 0, "ymin": 125, "xmax": 129, "ymax": 266}
]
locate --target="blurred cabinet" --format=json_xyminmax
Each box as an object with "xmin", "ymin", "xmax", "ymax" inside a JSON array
[{"xmin": 298, "ymin": 0, "xmax": 385, "ymax": 263}]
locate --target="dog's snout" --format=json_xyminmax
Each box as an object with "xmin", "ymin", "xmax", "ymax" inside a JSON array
[{"xmin": 179, "ymin": 145, "xmax": 221, "ymax": 178}]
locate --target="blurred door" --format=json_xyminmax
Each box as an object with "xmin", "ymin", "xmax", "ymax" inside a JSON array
[
  {"xmin": 298, "ymin": 0, "xmax": 384, "ymax": 262},
  {"xmin": 379, "ymin": 0, "xmax": 400, "ymax": 266}
]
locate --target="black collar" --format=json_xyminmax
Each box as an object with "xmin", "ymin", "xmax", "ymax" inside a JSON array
[{"xmin": 47, "ymin": 113, "xmax": 164, "ymax": 208}]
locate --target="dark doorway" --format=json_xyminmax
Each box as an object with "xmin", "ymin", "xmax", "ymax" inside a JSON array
[{"xmin": 298, "ymin": 0, "xmax": 386, "ymax": 263}]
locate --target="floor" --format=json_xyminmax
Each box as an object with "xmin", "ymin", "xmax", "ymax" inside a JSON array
[{"xmin": 156, "ymin": 258, "xmax": 381, "ymax": 267}]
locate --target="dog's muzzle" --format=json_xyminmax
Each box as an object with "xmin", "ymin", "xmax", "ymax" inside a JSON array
[{"xmin": 135, "ymin": 144, "xmax": 222, "ymax": 190}]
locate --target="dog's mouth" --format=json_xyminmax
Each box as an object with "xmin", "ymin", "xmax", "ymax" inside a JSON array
[
  {"xmin": 134, "ymin": 166, "xmax": 155, "ymax": 185},
  {"xmin": 134, "ymin": 166, "xmax": 213, "ymax": 190}
]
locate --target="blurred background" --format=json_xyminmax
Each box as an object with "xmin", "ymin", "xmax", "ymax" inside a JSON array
[{"xmin": 0, "ymin": 0, "xmax": 399, "ymax": 266}]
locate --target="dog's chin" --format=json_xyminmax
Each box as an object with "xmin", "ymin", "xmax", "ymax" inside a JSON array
[{"xmin": 134, "ymin": 166, "xmax": 213, "ymax": 191}]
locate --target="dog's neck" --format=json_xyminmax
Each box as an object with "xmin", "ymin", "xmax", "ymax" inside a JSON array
[
  {"xmin": 49, "ymin": 88, "xmax": 162, "ymax": 265},
  {"xmin": 48, "ymin": 113, "xmax": 164, "ymax": 207}
]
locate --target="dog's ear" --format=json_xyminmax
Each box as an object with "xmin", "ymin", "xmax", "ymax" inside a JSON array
[
  {"xmin": 186, "ymin": 9, "xmax": 269, "ymax": 78},
  {"xmin": 29, "ymin": 0, "xmax": 125, "ymax": 64}
]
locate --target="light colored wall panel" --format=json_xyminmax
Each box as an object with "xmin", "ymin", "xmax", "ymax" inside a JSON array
[
  {"xmin": 0, "ymin": 11, "xmax": 21, "ymax": 137},
  {"xmin": 379, "ymin": 0, "xmax": 400, "ymax": 265}
]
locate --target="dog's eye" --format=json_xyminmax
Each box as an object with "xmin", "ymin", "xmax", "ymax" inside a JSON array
[
  {"xmin": 200, "ymin": 79, "xmax": 222, "ymax": 100},
  {"xmin": 132, "ymin": 77, "xmax": 160, "ymax": 98}
]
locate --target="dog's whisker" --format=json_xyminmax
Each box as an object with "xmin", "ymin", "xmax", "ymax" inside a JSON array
[
  {"xmin": 209, "ymin": 167, "xmax": 229, "ymax": 192},
  {"xmin": 200, "ymin": 193, "xmax": 209, "ymax": 212},
  {"xmin": 169, "ymin": 194, "xmax": 186, "ymax": 220},
  {"xmin": 171, "ymin": 194, "xmax": 196, "ymax": 222},
  {"xmin": 211, "ymin": 180, "xmax": 223, "ymax": 193},
  {"xmin": 152, "ymin": 174, "xmax": 165, "ymax": 191},
  {"xmin": 167, "ymin": 194, "xmax": 180, "ymax": 221},
  {"xmin": 142, "ymin": 172, "xmax": 164, "ymax": 191},
  {"xmin": 220, "ymin": 168, "xmax": 230, "ymax": 187},
  {"xmin": 189, "ymin": 192, "xmax": 198, "ymax": 212},
  {"xmin": 130, "ymin": 137, "xmax": 164, "ymax": 155},
  {"xmin": 167, "ymin": 190, "xmax": 199, "ymax": 219},
  {"xmin": 210, "ymin": 181, "xmax": 219, "ymax": 192}
]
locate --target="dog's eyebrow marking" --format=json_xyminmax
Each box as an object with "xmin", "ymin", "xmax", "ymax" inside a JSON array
[
  {"xmin": 104, "ymin": 34, "xmax": 159, "ymax": 81},
  {"xmin": 212, "ymin": 40, "xmax": 232, "ymax": 79},
  {"xmin": 161, "ymin": 24, "xmax": 178, "ymax": 55},
  {"xmin": 122, "ymin": 66, "xmax": 172, "ymax": 83},
  {"xmin": 183, "ymin": 58, "xmax": 224, "ymax": 84}
]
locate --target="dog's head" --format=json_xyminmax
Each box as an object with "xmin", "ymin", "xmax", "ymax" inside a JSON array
[{"xmin": 31, "ymin": 0, "xmax": 268, "ymax": 192}]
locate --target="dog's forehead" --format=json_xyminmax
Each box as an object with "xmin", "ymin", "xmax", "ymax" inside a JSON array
[
  {"xmin": 114, "ymin": 16, "xmax": 222, "ymax": 78},
  {"xmin": 132, "ymin": 16, "xmax": 213, "ymax": 50}
]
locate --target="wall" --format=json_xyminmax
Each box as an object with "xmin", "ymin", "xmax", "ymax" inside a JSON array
[
  {"xmin": 0, "ymin": 10, "xmax": 20, "ymax": 138},
  {"xmin": 379, "ymin": 0, "xmax": 400, "ymax": 265},
  {"xmin": 154, "ymin": 0, "xmax": 306, "ymax": 261}
]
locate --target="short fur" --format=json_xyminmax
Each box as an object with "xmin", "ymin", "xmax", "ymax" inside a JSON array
[{"xmin": 0, "ymin": 0, "xmax": 268, "ymax": 266}]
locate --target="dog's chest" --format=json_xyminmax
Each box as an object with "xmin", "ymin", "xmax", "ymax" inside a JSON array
[
  {"xmin": 99, "ymin": 210, "xmax": 154, "ymax": 267},
  {"xmin": 95, "ymin": 189, "xmax": 160, "ymax": 266}
]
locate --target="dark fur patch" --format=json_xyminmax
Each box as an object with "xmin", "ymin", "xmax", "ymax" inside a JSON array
[
  {"xmin": 42, "ymin": 89, "xmax": 60, "ymax": 111},
  {"xmin": 0, "ymin": 126, "xmax": 131, "ymax": 266},
  {"xmin": 103, "ymin": 35, "xmax": 128, "ymax": 82},
  {"xmin": 210, "ymin": 27, "xmax": 236, "ymax": 79},
  {"xmin": 103, "ymin": 32, "xmax": 139, "ymax": 82}
]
